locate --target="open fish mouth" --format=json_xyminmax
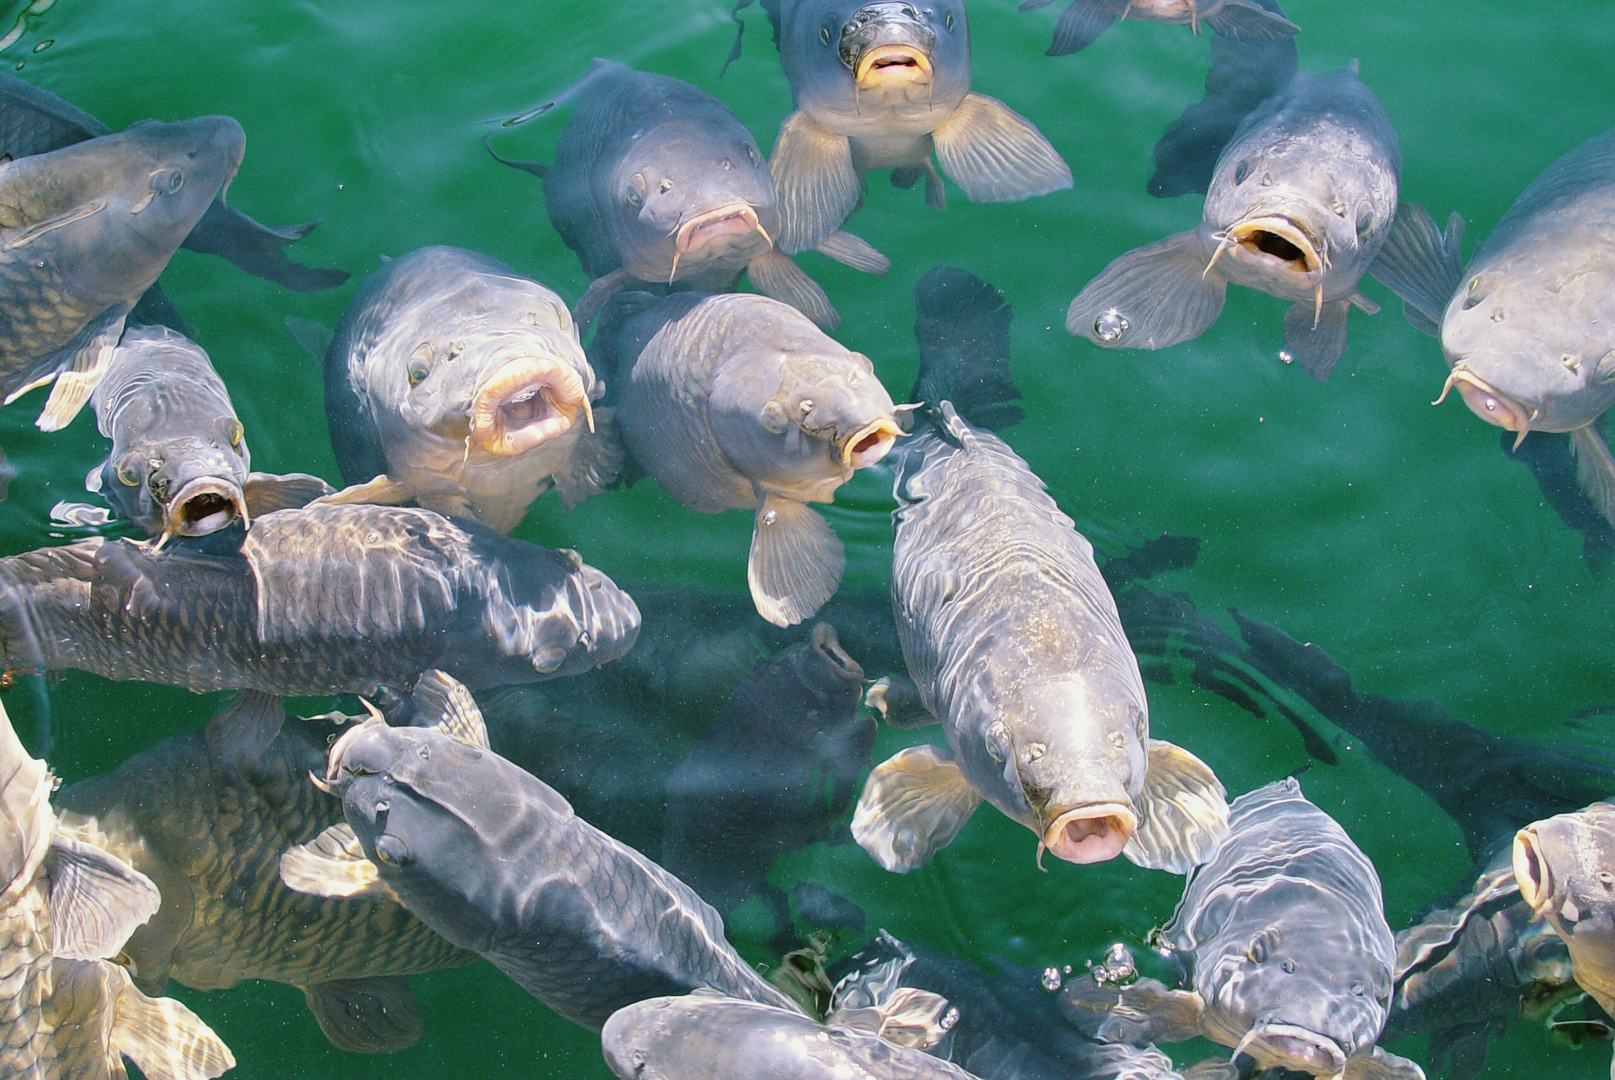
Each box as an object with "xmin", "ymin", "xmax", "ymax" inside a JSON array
[
  {"xmin": 853, "ymin": 43, "xmax": 933, "ymax": 86},
  {"xmin": 164, "ymin": 477, "xmax": 247, "ymax": 539},
  {"xmin": 1232, "ymin": 1023, "xmax": 1348, "ymax": 1078},
  {"xmin": 1432, "ymin": 366, "xmax": 1534, "ymax": 447},
  {"xmin": 1041, "ymin": 803, "xmax": 1138, "ymax": 865},
  {"xmin": 1213, "ymin": 215, "xmax": 1324, "ymax": 277},
  {"xmin": 469, "ymin": 356, "xmax": 591, "ymax": 457},
  {"xmin": 840, "ymin": 418, "xmax": 902, "ymax": 469},
  {"xmin": 674, "ymin": 203, "xmax": 768, "ymax": 257},
  {"xmin": 1513, "ymin": 827, "xmax": 1551, "ymax": 913}
]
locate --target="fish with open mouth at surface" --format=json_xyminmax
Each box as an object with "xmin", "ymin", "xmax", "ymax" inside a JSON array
[
  {"xmin": 1067, "ymin": 61, "xmax": 1399, "ymax": 382},
  {"xmin": 727, "ymin": 0, "xmax": 1071, "ymax": 255},
  {"xmin": 1017, "ymin": 0, "xmax": 1297, "ymax": 58}
]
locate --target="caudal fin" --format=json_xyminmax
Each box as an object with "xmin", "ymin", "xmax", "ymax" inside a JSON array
[{"xmin": 911, "ymin": 266, "xmax": 1023, "ymax": 432}]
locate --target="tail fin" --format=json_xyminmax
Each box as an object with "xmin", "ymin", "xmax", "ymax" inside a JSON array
[{"xmin": 910, "ymin": 267, "xmax": 1023, "ymax": 432}]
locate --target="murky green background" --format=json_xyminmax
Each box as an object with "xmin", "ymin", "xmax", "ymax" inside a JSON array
[{"xmin": 0, "ymin": 0, "xmax": 1611, "ymax": 1076}]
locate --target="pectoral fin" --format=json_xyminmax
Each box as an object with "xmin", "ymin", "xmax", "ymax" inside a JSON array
[
  {"xmin": 573, "ymin": 267, "xmax": 634, "ymax": 332},
  {"xmin": 1179, "ymin": 1058, "xmax": 1243, "ymax": 1080},
  {"xmin": 46, "ymin": 832, "xmax": 161, "ymax": 960},
  {"xmin": 770, "ymin": 110, "xmax": 860, "ymax": 253},
  {"xmin": 28, "ymin": 301, "xmax": 130, "ymax": 432},
  {"xmin": 1343, "ymin": 1046, "xmax": 1428, "ymax": 1080},
  {"xmin": 1061, "ymin": 974, "xmax": 1206, "ymax": 1044},
  {"xmin": 1281, "ymin": 297, "xmax": 1352, "ymax": 382},
  {"xmin": 242, "ymin": 471, "xmax": 335, "ymax": 516},
  {"xmin": 1204, "ymin": 0, "xmax": 1300, "ymax": 40},
  {"xmin": 101, "ymin": 962, "xmax": 236, "ymax": 1080},
  {"xmin": 864, "ymin": 673, "xmax": 937, "ymax": 728},
  {"xmin": 284, "ymin": 315, "xmax": 334, "ymax": 360},
  {"xmin": 1571, "ymin": 424, "xmax": 1615, "ymax": 531},
  {"xmin": 1067, "ymin": 231, "xmax": 1225, "ymax": 349},
  {"xmin": 1045, "ymin": 0, "xmax": 1118, "ymax": 55},
  {"xmin": 827, "ymin": 986, "xmax": 955, "ymax": 1050},
  {"xmin": 1121, "ymin": 739, "xmax": 1228, "ymax": 873},
  {"xmin": 745, "ymin": 248, "xmax": 838, "ymax": 330},
  {"xmin": 411, "ymin": 670, "xmax": 490, "ymax": 748},
  {"xmin": 303, "ymin": 976, "xmax": 423, "ymax": 1054},
  {"xmin": 747, "ymin": 493, "xmax": 844, "ymax": 627},
  {"xmin": 313, "ymin": 473, "xmax": 416, "ymax": 508},
  {"xmin": 553, "ymin": 408, "xmax": 625, "ymax": 509},
  {"xmin": 851, "ymin": 744, "xmax": 982, "ymax": 872},
  {"xmin": 203, "ymin": 690, "xmax": 284, "ymax": 775},
  {"xmin": 921, "ymin": 159, "xmax": 946, "ymax": 211},
  {"xmin": 279, "ymin": 822, "xmax": 397, "ymax": 901},
  {"xmin": 814, "ymin": 230, "xmax": 891, "ymax": 275},
  {"xmin": 1368, "ymin": 203, "xmax": 1463, "ymax": 338},
  {"xmin": 931, "ymin": 93, "xmax": 1072, "ymax": 203}
]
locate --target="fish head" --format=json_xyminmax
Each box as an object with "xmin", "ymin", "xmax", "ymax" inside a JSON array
[
  {"xmin": 604, "ymin": 120, "xmax": 778, "ymax": 283},
  {"xmin": 103, "ymin": 425, "xmax": 250, "ymax": 540},
  {"xmin": 708, "ymin": 333, "xmax": 900, "ymax": 502},
  {"xmin": 756, "ymin": 623, "xmax": 871, "ymax": 746},
  {"xmin": 1514, "ymin": 806, "xmax": 1615, "ymax": 1013},
  {"xmin": 783, "ymin": 0, "xmax": 969, "ymax": 121},
  {"xmin": 601, "ymin": 997, "xmax": 686, "ymax": 1080}
]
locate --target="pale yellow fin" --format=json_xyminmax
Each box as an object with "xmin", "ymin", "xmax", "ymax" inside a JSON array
[
  {"xmin": 1571, "ymin": 424, "xmax": 1615, "ymax": 531},
  {"xmin": 930, "ymin": 92, "xmax": 1072, "ymax": 204},
  {"xmin": 826, "ymin": 986, "xmax": 954, "ymax": 1050},
  {"xmin": 242, "ymin": 471, "xmax": 335, "ymax": 516},
  {"xmin": 279, "ymin": 823, "xmax": 396, "ymax": 900},
  {"xmin": 1062, "ymin": 975, "xmax": 1206, "ymax": 1044},
  {"xmin": 312, "ymin": 473, "xmax": 416, "ymax": 508},
  {"xmin": 1343, "ymin": 1045, "xmax": 1427, "ymax": 1080},
  {"xmin": 1121, "ymin": 739, "xmax": 1229, "ymax": 874},
  {"xmin": 0, "ymin": 696, "xmax": 54, "ymax": 900},
  {"xmin": 746, "ymin": 248, "xmax": 838, "ymax": 330},
  {"xmin": 107, "ymin": 963, "xmax": 236, "ymax": 1080},
  {"xmin": 814, "ymin": 231, "xmax": 891, "ymax": 275},
  {"xmin": 303, "ymin": 976, "xmax": 422, "ymax": 1054},
  {"xmin": 770, "ymin": 110, "xmax": 859, "ymax": 254},
  {"xmin": 1067, "ymin": 230, "xmax": 1226, "ymax": 350},
  {"xmin": 851, "ymin": 744, "xmax": 982, "ymax": 872},
  {"xmin": 1180, "ymin": 1058, "xmax": 1243, "ymax": 1080},
  {"xmin": 747, "ymin": 492, "xmax": 844, "ymax": 627},
  {"xmin": 46, "ymin": 832, "xmax": 161, "ymax": 961},
  {"xmin": 411, "ymin": 670, "xmax": 490, "ymax": 748}
]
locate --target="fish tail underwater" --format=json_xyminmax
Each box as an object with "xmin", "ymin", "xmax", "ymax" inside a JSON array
[{"xmin": 0, "ymin": 1, "xmax": 1611, "ymax": 1078}]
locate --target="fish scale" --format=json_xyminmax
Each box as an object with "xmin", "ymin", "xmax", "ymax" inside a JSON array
[{"xmin": 0, "ymin": 886, "xmax": 52, "ymax": 1074}]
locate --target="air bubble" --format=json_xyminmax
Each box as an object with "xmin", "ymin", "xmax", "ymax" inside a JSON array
[
  {"xmin": 1041, "ymin": 967, "xmax": 1063, "ymax": 991},
  {"xmin": 1094, "ymin": 309, "xmax": 1128, "ymax": 342},
  {"xmin": 1278, "ymin": 351, "xmax": 1294, "ymax": 365},
  {"xmin": 762, "ymin": 509, "xmax": 778, "ymax": 526}
]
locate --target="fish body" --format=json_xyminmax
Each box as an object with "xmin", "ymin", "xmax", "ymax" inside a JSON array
[
  {"xmin": 1514, "ymin": 804, "xmax": 1615, "ymax": 1029},
  {"xmin": 321, "ymin": 246, "xmax": 606, "ymax": 533},
  {"xmin": 742, "ymin": 0, "xmax": 1069, "ymax": 252},
  {"xmin": 593, "ymin": 290, "xmax": 900, "ymax": 626},
  {"xmin": 1068, "ymin": 64, "xmax": 1399, "ymax": 381},
  {"xmin": 283, "ymin": 694, "xmax": 801, "ymax": 1031},
  {"xmin": 853, "ymin": 267, "xmax": 1226, "ymax": 874},
  {"xmin": 1019, "ymin": 0, "xmax": 1297, "ymax": 57},
  {"xmin": 0, "ymin": 116, "xmax": 243, "ymax": 430}
]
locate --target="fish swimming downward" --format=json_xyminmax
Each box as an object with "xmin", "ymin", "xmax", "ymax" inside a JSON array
[
  {"xmin": 280, "ymin": 674, "xmax": 803, "ymax": 1031},
  {"xmin": 1017, "ymin": 0, "xmax": 1297, "ymax": 57},
  {"xmin": 1370, "ymin": 125, "xmax": 1615, "ymax": 529},
  {"xmin": 0, "ymin": 698, "xmax": 234, "ymax": 1080},
  {"xmin": 728, "ymin": 0, "xmax": 1071, "ymax": 254},
  {"xmin": 590, "ymin": 290, "xmax": 901, "ymax": 626},
  {"xmin": 314, "ymin": 245, "xmax": 612, "ymax": 533},
  {"xmin": 490, "ymin": 60, "xmax": 886, "ymax": 331},
  {"xmin": 1067, "ymin": 62, "xmax": 1399, "ymax": 381},
  {"xmin": 852, "ymin": 267, "xmax": 1227, "ymax": 874}
]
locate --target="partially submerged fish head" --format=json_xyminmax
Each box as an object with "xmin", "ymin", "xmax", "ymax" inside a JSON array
[
  {"xmin": 104, "ymin": 424, "xmax": 251, "ymax": 541},
  {"xmin": 839, "ymin": 2, "xmax": 936, "ymax": 90},
  {"xmin": 786, "ymin": 0, "xmax": 968, "ymax": 120},
  {"xmin": 1231, "ymin": 1021, "xmax": 1351, "ymax": 1078},
  {"xmin": 1514, "ymin": 805, "xmax": 1615, "ymax": 1013}
]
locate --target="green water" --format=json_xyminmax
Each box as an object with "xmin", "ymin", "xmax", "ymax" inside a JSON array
[{"xmin": 1, "ymin": 0, "xmax": 1612, "ymax": 1077}]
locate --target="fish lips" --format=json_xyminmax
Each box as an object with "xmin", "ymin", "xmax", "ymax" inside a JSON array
[
  {"xmin": 674, "ymin": 202, "xmax": 770, "ymax": 257},
  {"xmin": 1232, "ymin": 1022, "xmax": 1349, "ymax": 1078},
  {"xmin": 1212, "ymin": 213, "xmax": 1326, "ymax": 280},
  {"xmin": 1432, "ymin": 365, "xmax": 1535, "ymax": 446},
  {"xmin": 1041, "ymin": 802, "xmax": 1139, "ymax": 865},
  {"xmin": 840, "ymin": 4, "xmax": 936, "ymax": 86},
  {"xmin": 468, "ymin": 355, "xmax": 591, "ymax": 457},
  {"xmin": 840, "ymin": 417, "xmax": 902, "ymax": 470},
  {"xmin": 162, "ymin": 476, "xmax": 249, "ymax": 539}
]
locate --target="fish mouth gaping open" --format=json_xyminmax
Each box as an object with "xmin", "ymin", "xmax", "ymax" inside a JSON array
[
  {"xmin": 853, "ymin": 43, "xmax": 934, "ymax": 87},
  {"xmin": 670, "ymin": 203, "xmax": 770, "ymax": 280},
  {"xmin": 1232, "ymin": 1022, "xmax": 1348, "ymax": 1078},
  {"xmin": 841, "ymin": 3, "xmax": 936, "ymax": 87},
  {"xmin": 1041, "ymin": 803, "xmax": 1139, "ymax": 865},
  {"xmin": 162, "ymin": 477, "xmax": 248, "ymax": 541},
  {"xmin": 1513, "ymin": 826, "xmax": 1552, "ymax": 913},
  {"xmin": 840, "ymin": 417, "xmax": 902, "ymax": 469},
  {"xmin": 469, "ymin": 356, "xmax": 592, "ymax": 457},
  {"xmin": 1207, "ymin": 214, "xmax": 1329, "ymax": 324},
  {"xmin": 1432, "ymin": 365, "xmax": 1535, "ymax": 448}
]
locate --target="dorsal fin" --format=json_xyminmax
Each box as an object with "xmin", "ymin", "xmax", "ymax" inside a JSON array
[{"xmin": 409, "ymin": 670, "xmax": 489, "ymax": 749}]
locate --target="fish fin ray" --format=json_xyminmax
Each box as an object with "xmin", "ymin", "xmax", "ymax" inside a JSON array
[
  {"xmin": 0, "ymin": 697, "xmax": 53, "ymax": 894},
  {"xmin": 745, "ymin": 249, "xmax": 838, "ymax": 329},
  {"xmin": 1203, "ymin": 0, "xmax": 1301, "ymax": 39},
  {"xmin": 814, "ymin": 230, "xmax": 891, "ymax": 275},
  {"xmin": 303, "ymin": 977, "xmax": 422, "ymax": 1054},
  {"xmin": 284, "ymin": 315, "xmax": 334, "ymax": 360},
  {"xmin": 922, "ymin": 159, "xmax": 947, "ymax": 211},
  {"xmin": 890, "ymin": 165, "xmax": 922, "ymax": 190},
  {"xmin": 242, "ymin": 472, "xmax": 335, "ymax": 516},
  {"xmin": 1570, "ymin": 425, "xmax": 1615, "ymax": 531},
  {"xmin": 410, "ymin": 669, "xmax": 490, "ymax": 748},
  {"xmin": 1067, "ymin": 231, "xmax": 1225, "ymax": 348},
  {"xmin": 851, "ymin": 744, "xmax": 982, "ymax": 872},
  {"xmin": 25, "ymin": 302, "xmax": 129, "ymax": 431},
  {"xmin": 553, "ymin": 406, "xmax": 625, "ymax": 509},
  {"xmin": 770, "ymin": 110, "xmax": 860, "ymax": 253},
  {"xmin": 1123, "ymin": 739, "xmax": 1229, "ymax": 873},
  {"xmin": 45, "ymin": 832, "xmax": 161, "ymax": 960},
  {"xmin": 180, "ymin": 202, "xmax": 348, "ymax": 291},
  {"xmin": 573, "ymin": 267, "xmax": 634, "ymax": 332},
  {"xmin": 1281, "ymin": 297, "xmax": 1352, "ymax": 382},
  {"xmin": 279, "ymin": 823, "xmax": 397, "ymax": 900},
  {"xmin": 100, "ymin": 962, "xmax": 235, "ymax": 1080},
  {"xmin": 748, "ymin": 493, "xmax": 843, "ymax": 627},
  {"xmin": 312, "ymin": 473, "xmax": 415, "ymax": 508},
  {"xmin": 912, "ymin": 266, "xmax": 1023, "ymax": 430},
  {"xmin": 1368, "ymin": 203, "xmax": 1462, "ymax": 336},
  {"xmin": 1071, "ymin": 976, "xmax": 1206, "ymax": 1043},
  {"xmin": 1344, "ymin": 1046, "xmax": 1427, "ymax": 1080},
  {"xmin": 826, "ymin": 987, "xmax": 954, "ymax": 1050},
  {"xmin": 1349, "ymin": 290, "xmax": 1380, "ymax": 314},
  {"xmin": 931, "ymin": 93, "xmax": 1071, "ymax": 203},
  {"xmin": 1045, "ymin": 0, "xmax": 1118, "ymax": 55},
  {"xmin": 203, "ymin": 691, "xmax": 284, "ymax": 775}
]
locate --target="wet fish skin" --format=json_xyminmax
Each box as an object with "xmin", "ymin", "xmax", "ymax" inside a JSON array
[
  {"xmin": 1514, "ymin": 803, "xmax": 1615, "ymax": 1028},
  {"xmin": 322, "ymin": 245, "xmax": 605, "ymax": 533},
  {"xmin": 1019, "ymin": 0, "xmax": 1298, "ymax": 58}
]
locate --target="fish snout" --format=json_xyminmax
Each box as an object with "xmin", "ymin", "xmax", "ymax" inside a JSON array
[
  {"xmin": 469, "ymin": 356, "xmax": 590, "ymax": 456},
  {"xmin": 1041, "ymin": 803, "xmax": 1138, "ymax": 865},
  {"xmin": 840, "ymin": 3, "xmax": 936, "ymax": 86},
  {"xmin": 673, "ymin": 202, "xmax": 769, "ymax": 257},
  {"xmin": 1513, "ymin": 825, "xmax": 1554, "ymax": 913},
  {"xmin": 839, "ymin": 416, "xmax": 902, "ymax": 470},
  {"xmin": 1216, "ymin": 214, "xmax": 1325, "ymax": 279},
  {"xmin": 1432, "ymin": 366, "xmax": 1534, "ymax": 445},
  {"xmin": 162, "ymin": 476, "xmax": 249, "ymax": 539},
  {"xmin": 1234, "ymin": 1022, "xmax": 1348, "ymax": 1078},
  {"xmin": 809, "ymin": 621, "xmax": 864, "ymax": 682}
]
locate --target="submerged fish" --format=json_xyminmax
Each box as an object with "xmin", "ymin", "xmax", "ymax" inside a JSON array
[
  {"xmin": 853, "ymin": 267, "xmax": 1227, "ymax": 874},
  {"xmin": 55, "ymin": 701, "xmax": 474, "ymax": 1054},
  {"xmin": 281, "ymin": 677, "xmax": 802, "ymax": 1031},
  {"xmin": 81, "ymin": 324, "xmax": 330, "ymax": 543},
  {"xmin": 1063, "ymin": 779, "xmax": 1421, "ymax": 1080},
  {"xmin": 1068, "ymin": 63, "xmax": 1399, "ymax": 381},
  {"xmin": 1371, "ymin": 126, "xmax": 1615, "ymax": 529},
  {"xmin": 0, "ymin": 70, "xmax": 348, "ymax": 292},
  {"xmin": 591, "ymin": 290, "xmax": 901, "ymax": 626},
  {"xmin": 0, "ymin": 697, "xmax": 234, "ymax": 1080},
  {"xmin": 491, "ymin": 60, "xmax": 885, "ymax": 331},
  {"xmin": 317, "ymin": 246, "xmax": 611, "ymax": 533},
  {"xmin": 730, "ymin": 0, "xmax": 1070, "ymax": 254},
  {"xmin": 1018, "ymin": 0, "xmax": 1297, "ymax": 57},
  {"xmin": 0, "ymin": 116, "xmax": 242, "ymax": 431}
]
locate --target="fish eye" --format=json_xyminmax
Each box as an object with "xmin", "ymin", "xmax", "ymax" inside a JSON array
[
  {"xmin": 746, "ymin": 144, "xmax": 759, "ymax": 166},
  {"xmin": 1232, "ymin": 161, "xmax": 1250, "ymax": 185},
  {"xmin": 1356, "ymin": 210, "xmax": 1375, "ymax": 238},
  {"xmin": 407, "ymin": 357, "xmax": 430, "ymax": 386},
  {"xmin": 1246, "ymin": 938, "xmax": 1267, "ymax": 963},
  {"xmin": 151, "ymin": 168, "xmax": 184, "ymax": 194},
  {"xmin": 227, "ymin": 419, "xmax": 244, "ymax": 449},
  {"xmin": 374, "ymin": 833, "xmax": 413, "ymax": 868},
  {"xmin": 115, "ymin": 459, "xmax": 141, "ymax": 486},
  {"xmin": 625, "ymin": 173, "xmax": 646, "ymax": 208},
  {"xmin": 985, "ymin": 720, "xmax": 1011, "ymax": 764},
  {"xmin": 819, "ymin": 23, "xmax": 832, "ymax": 45}
]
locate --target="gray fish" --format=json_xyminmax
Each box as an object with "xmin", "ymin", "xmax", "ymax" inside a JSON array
[
  {"xmin": 491, "ymin": 60, "xmax": 885, "ymax": 332},
  {"xmin": 0, "ymin": 501, "xmax": 639, "ymax": 766},
  {"xmin": 1018, "ymin": 0, "xmax": 1297, "ymax": 57},
  {"xmin": 316, "ymin": 246, "xmax": 610, "ymax": 534},
  {"xmin": 280, "ymin": 679, "xmax": 802, "ymax": 1031},
  {"xmin": 0, "ymin": 70, "xmax": 348, "ymax": 292},
  {"xmin": 731, "ymin": 0, "xmax": 1070, "ymax": 254},
  {"xmin": 1068, "ymin": 63, "xmax": 1399, "ymax": 381},
  {"xmin": 0, "ymin": 116, "xmax": 242, "ymax": 430},
  {"xmin": 1065, "ymin": 779, "xmax": 1422, "ymax": 1080},
  {"xmin": 80, "ymin": 324, "xmax": 330, "ymax": 543},
  {"xmin": 0, "ymin": 697, "xmax": 234, "ymax": 1080},
  {"xmin": 54, "ymin": 703, "xmax": 473, "ymax": 1055},
  {"xmin": 591, "ymin": 290, "xmax": 901, "ymax": 626},
  {"xmin": 853, "ymin": 267, "xmax": 1226, "ymax": 874},
  {"xmin": 1370, "ymin": 126, "xmax": 1615, "ymax": 529}
]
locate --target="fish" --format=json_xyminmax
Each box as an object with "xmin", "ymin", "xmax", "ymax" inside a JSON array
[
  {"xmin": 1370, "ymin": 126, "xmax": 1615, "ymax": 530},
  {"xmin": 1017, "ymin": 0, "xmax": 1297, "ymax": 58},
  {"xmin": 590, "ymin": 290, "xmax": 902, "ymax": 626},
  {"xmin": 852, "ymin": 266, "xmax": 1227, "ymax": 874},
  {"xmin": 0, "ymin": 116, "xmax": 243, "ymax": 431},
  {"xmin": 75, "ymin": 324, "xmax": 331, "ymax": 544},
  {"xmin": 0, "ymin": 70, "xmax": 348, "ymax": 292},
  {"xmin": 1067, "ymin": 63, "xmax": 1399, "ymax": 381},
  {"xmin": 313, "ymin": 245, "xmax": 613, "ymax": 533},
  {"xmin": 1063, "ymin": 778, "xmax": 1423, "ymax": 1080},
  {"xmin": 490, "ymin": 60, "xmax": 885, "ymax": 332},
  {"xmin": 0, "ymin": 696, "xmax": 235, "ymax": 1080},
  {"xmin": 54, "ymin": 697, "xmax": 475, "ymax": 1054},
  {"xmin": 280, "ymin": 675, "xmax": 804, "ymax": 1031},
  {"xmin": 729, "ymin": 0, "xmax": 1071, "ymax": 254},
  {"xmin": 0, "ymin": 501, "xmax": 640, "ymax": 767}
]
